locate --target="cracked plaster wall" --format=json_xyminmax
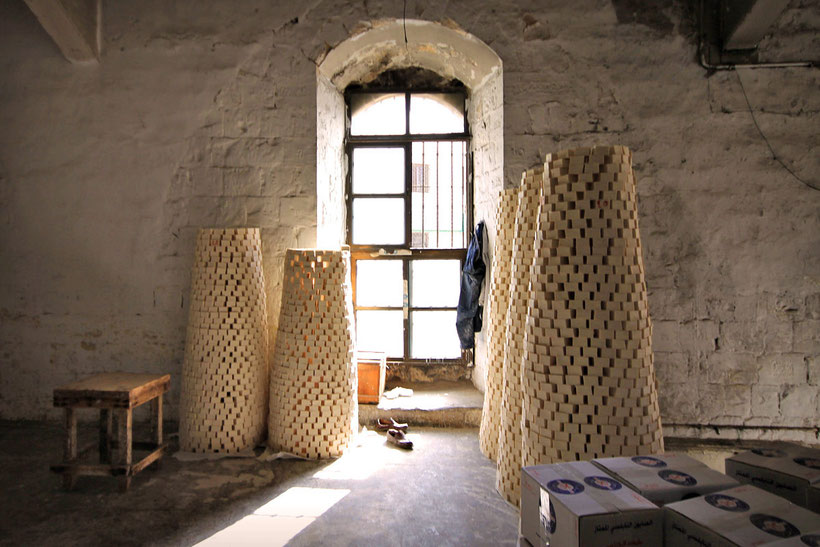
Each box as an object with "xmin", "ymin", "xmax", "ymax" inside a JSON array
[{"xmin": 0, "ymin": 0, "xmax": 818, "ymax": 443}]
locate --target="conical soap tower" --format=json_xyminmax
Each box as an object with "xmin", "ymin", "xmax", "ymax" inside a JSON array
[
  {"xmin": 521, "ymin": 145, "xmax": 664, "ymax": 469},
  {"xmin": 179, "ymin": 228, "xmax": 269, "ymax": 453},
  {"xmin": 496, "ymin": 166, "xmax": 543, "ymax": 506},
  {"xmin": 268, "ymin": 249, "xmax": 357, "ymax": 459},
  {"xmin": 479, "ymin": 186, "xmax": 519, "ymax": 461}
]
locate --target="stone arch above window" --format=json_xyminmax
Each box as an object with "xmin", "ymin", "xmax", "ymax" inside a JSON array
[{"xmin": 317, "ymin": 19, "xmax": 502, "ymax": 91}]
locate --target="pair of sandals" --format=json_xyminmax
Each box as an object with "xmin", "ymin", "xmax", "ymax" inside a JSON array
[{"xmin": 376, "ymin": 418, "xmax": 413, "ymax": 450}]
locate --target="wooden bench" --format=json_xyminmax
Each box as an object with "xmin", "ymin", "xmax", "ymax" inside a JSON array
[{"xmin": 50, "ymin": 372, "xmax": 170, "ymax": 492}]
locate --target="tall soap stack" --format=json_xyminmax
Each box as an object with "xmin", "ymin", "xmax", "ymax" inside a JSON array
[
  {"xmin": 268, "ymin": 249, "xmax": 357, "ymax": 459},
  {"xmin": 179, "ymin": 228, "xmax": 269, "ymax": 453},
  {"xmin": 479, "ymin": 187, "xmax": 519, "ymax": 461},
  {"xmin": 496, "ymin": 166, "xmax": 543, "ymax": 506},
  {"xmin": 521, "ymin": 145, "xmax": 664, "ymax": 469}
]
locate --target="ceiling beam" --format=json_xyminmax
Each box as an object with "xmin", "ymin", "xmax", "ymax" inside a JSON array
[
  {"xmin": 24, "ymin": 0, "xmax": 100, "ymax": 63},
  {"xmin": 721, "ymin": 0, "xmax": 790, "ymax": 51}
]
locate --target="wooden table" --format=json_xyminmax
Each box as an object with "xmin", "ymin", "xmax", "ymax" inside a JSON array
[{"xmin": 50, "ymin": 372, "xmax": 170, "ymax": 492}]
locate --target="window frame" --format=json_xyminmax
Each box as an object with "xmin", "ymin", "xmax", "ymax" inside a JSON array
[{"xmin": 345, "ymin": 88, "xmax": 473, "ymax": 366}]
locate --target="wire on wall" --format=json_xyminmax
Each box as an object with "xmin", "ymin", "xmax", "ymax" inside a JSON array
[
  {"xmin": 735, "ymin": 69, "xmax": 819, "ymax": 192},
  {"xmin": 403, "ymin": 0, "xmax": 408, "ymax": 47}
]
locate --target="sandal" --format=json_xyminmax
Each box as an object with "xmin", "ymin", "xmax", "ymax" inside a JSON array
[
  {"xmin": 386, "ymin": 429, "xmax": 413, "ymax": 450},
  {"xmin": 376, "ymin": 417, "xmax": 408, "ymax": 432}
]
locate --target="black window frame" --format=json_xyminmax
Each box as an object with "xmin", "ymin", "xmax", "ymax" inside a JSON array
[{"xmin": 345, "ymin": 88, "xmax": 473, "ymax": 366}]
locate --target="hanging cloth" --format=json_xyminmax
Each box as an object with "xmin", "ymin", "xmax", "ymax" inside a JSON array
[{"xmin": 456, "ymin": 221, "xmax": 486, "ymax": 350}]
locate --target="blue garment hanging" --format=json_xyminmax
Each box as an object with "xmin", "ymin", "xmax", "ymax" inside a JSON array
[{"xmin": 456, "ymin": 221, "xmax": 486, "ymax": 350}]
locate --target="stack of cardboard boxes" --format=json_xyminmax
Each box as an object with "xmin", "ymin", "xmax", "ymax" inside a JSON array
[
  {"xmin": 725, "ymin": 443, "xmax": 820, "ymax": 512},
  {"xmin": 520, "ymin": 443, "xmax": 820, "ymax": 546},
  {"xmin": 664, "ymin": 485, "xmax": 819, "ymax": 546}
]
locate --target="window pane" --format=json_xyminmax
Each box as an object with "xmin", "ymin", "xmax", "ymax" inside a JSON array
[
  {"xmin": 411, "ymin": 260, "xmax": 460, "ymax": 308},
  {"xmin": 350, "ymin": 93, "xmax": 406, "ymax": 136},
  {"xmin": 409, "ymin": 94, "xmax": 464, "ymax": 134},
  {"xmin": 352, "ymin": 148, "xmax": 405, "ymax": 194},
  {"xmin": 411, "ymin": 311, "xmax": 461, "ymax": 359},
  {"xmin": 411, "ymin": 141, "xmax": 468, "ymax": 249},
  {"xmin": 357, "ymin": 310, "xmax": 404, "ymax": 357},
  {"xmin": 352, "ymin": 198, "xmax": 405, "ymax": 245},
  {"xmin": 356, "ymin": 260, "xmax": 403, "ymax": 307}
]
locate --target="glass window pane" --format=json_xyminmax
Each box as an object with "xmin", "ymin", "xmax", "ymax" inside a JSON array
[
  {"xmin": 350, "ymin": 93, "xmax": 406, "ymax": 136},
  {"xmin": 411, "ymin": 141, "xmax": 468, "ymax": 249},
  {"xmin": 352, "ymin": 148, "xmax": 404, "ymax": 194},
  {"xmin": 411, "ymin": 260, "xmax": 460, "ymax": 308},
  {"xmin": 409, "ymin": 94, "xmax": 464, "ymax": 134},
  {"xmin": 356, "ymin": 260, "xmax": 403, "ymax": 307},
  {"xmin": 411, "ymin": 311, "xmax": 461, "ymax": 359},
  {"xmin": 357, "ymin": 310, "xmax": 404, "ymax": 357},
  {"xmin": 352, "ymin": 198, "xmax": 405, "ymax": 245}
]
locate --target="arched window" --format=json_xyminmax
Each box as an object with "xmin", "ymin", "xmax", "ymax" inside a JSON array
[
  {"xmin": 346, "ymin": 74, "xmax": 471, "ymax": 363},
  {"xmin": 316, "ymin": 19, "xmax": 503, "ymax": 385}
]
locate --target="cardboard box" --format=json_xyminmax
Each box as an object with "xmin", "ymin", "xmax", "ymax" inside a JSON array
[
  {"xmin": 664, "ymin": 484, "xmax": 820, "ymax": 547},
  {"xmin": 725, "ymin": 443, "xmax": 820, "ymax": 512},
  {"xmin": 766, "ymin": 530, "xmax": 820, "ymax": 546},
  {"xmin": 356, "ymin": 351, "xmax": 386, "ymax": 404},
  {"xmin": 520, "ymin": 461, "xmax": 662, "ymax": 547},
  {"xmin": 809, "ymin": 483, "xmax": 820, "ymax": 514},
  {"xmin": 592, "ymin": 452, "xmax": 740, "ymax": 506}
]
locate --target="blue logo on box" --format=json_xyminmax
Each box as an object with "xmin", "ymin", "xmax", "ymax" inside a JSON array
[
  {"xmin": 583, "ymin": 475, "xmax": 622, "ymax": 491},
  {"xmin": 750, "ymin": 513, "xmax": 801, "ymax": 539},
  {"xmin": 546, "ymin": 479, "xmax": 585, "ymax": 495},
  {"xmin": 658, "ymin": 469, "xmax": 697, "ymax": 486},
  {"xmin": 751, "ymin": 448, "xmax": 787, "ymax": 458},
  {"xmin": 704, "ymin": 494, "xmax": 750, "ymax": 512},
  {"xmin": 631, "ymin": 456, "xmax": 667, "ymax": 468},
  {"xmin": 793, "ymin": 457, "xmax": 820, "ymax": 470}
]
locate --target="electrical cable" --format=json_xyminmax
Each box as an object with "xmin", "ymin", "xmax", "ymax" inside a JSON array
[
  {"xmin": 735, "ymin": 69, "xmax": 819, "ymax": 191},
  {"xmin": 403, "ymin": 0, "xmax": 408, "ymax": 47}
]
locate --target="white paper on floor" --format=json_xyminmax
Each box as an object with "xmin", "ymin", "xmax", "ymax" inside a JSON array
[
  {"xmin": 257, "ymin": 448, "xmax": 309, "ymax": 462},
  {"xmin": 382, "ymin": 387, "xmax": 414, "ymax": 399},
  {"xmin": 174, "ymin": 448, "xmax": 258, "ymax": 462}
]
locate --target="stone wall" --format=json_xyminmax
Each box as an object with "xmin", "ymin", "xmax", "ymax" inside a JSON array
[
  {"xmin": 470, "ymin": 69, "xmax": 504, "ymax": 393},
  {"xmin": 0, "ymin": 0, "xmax": 818, "ymax": 442}
]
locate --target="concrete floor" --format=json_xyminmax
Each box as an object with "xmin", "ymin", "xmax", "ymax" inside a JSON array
[
  {"xmin": 0, "ymin": 421, "xmax": 518, "ymax": 547},
  {"xmin": 0, "ymin": 380, "xmax": 749, "ymax": 547}
]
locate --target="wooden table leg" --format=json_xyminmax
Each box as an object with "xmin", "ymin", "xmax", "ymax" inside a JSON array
[
  {"xmin": 63, "ymin": 407, "xmax": 77, "ymax": 490},
  {"xmin": 150, "ymin": 396, "xmax": 163, "ymax": 470},
  {"xmin": 117, "ymin": 408, "xmax": 132, "ymax": 492},
  {"xmin": 99, "ymin": 409, "xmax": 113, "ymax": 464}
]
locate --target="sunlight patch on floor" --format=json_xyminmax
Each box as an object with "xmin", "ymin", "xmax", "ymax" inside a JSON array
[
  {"xmin": 195, "ymin": 487, "xmax": 350, "ymax": 546},
  {"xmin": 312, "ymin": 428, "xmax": 416, "ymax": 480}
]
